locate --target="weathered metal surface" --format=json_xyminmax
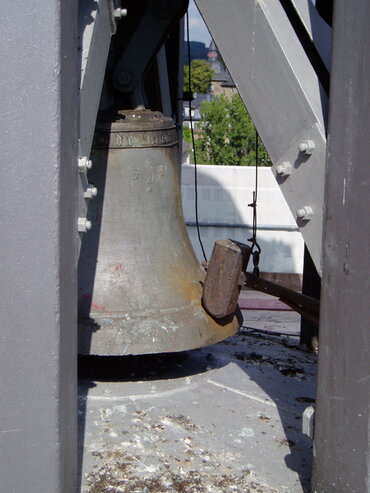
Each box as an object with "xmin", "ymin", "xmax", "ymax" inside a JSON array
[
  {"xmin": 112, "ymin": 0, "xmax": 188, "ymax": 94},
  {"xmin": 78, "ymin": 110, "xmax": 241, "ymax": 355},
  {"xmin": 312, "ymin": 0, "xmax": 370, "ymax": 491},
  {"xmin": 195, "ymin": 0, "xmax": 328, "ymax": 274},
  {"xmin": 202, "ymin": 239, "xmax": 251, "ymax": 319},
  {"xmin": 92, "ymin": 111, "xmax": 178, "ymax": 148},
  {"xmin": 0, "ymin": 1, "xmax": 78, "ymax": 491}
]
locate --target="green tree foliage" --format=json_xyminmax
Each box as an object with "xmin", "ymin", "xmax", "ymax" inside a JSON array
[
  {"xmin": 183, "ymin": 59, "xmax": 214, "ymax": 94},
  {"xmin": 194, "ymin": 94, "xmax": 271, "ymax": 166}
]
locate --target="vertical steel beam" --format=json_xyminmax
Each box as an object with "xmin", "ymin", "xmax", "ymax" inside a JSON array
[
  {"xmin": 0, "ymin": 1, "xmax": 78, "ymax": 492},
  {"xmin": 312, "ymin": 0, "xmax": 370, "ymax": 491}
]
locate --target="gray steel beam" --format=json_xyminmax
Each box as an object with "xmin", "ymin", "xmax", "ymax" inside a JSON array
[
  {"xmin": 0, "ymin": 1, "xmax": 78, "ymax": 492},
  {"xmin": 79, "ymin": 0, "xmax": 116, "ymax": 158},
  {"xmin": 289, "ymin": 0, "xmax": 332, "ymax": 70},
  {"xmin": 78, "ymin": 0, "xmax": 117, "ymax": 253},
  {"xmin": 312, "ymin": 0, "xmax": 370, "ymax": 491},
  {"xmin": 112, "ymin": 1, "xmax": 187, "ymax": 95},
  {"xmin": 195, "ymin": 0, "xmax": 328, "ymax": 274},
  {"xmin": 156, "ymin": 46, "xmax": 172, "ymax": 117}
]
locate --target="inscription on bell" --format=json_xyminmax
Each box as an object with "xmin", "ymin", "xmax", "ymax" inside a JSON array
[{"xmin": 111, "ymin": 129, "xmax": 177, "ymax": 148}]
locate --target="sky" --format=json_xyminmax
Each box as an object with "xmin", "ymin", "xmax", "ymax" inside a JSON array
[{"xmin": 187, "ymin": 0, "xmax": 211, "ymax": 46}]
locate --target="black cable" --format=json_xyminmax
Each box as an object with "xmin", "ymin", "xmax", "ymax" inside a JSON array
[
  {"xmin": 185, "ymin": 11, "xmax": 207, "ymax": 263},
  {"xmin": 248, "ymin": 130, "xmax": 261, "ymax": 275}
]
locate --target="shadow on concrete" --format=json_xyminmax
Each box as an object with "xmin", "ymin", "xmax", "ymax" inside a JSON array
[
  {"xmin": 78, "ymin": 351, "xmax": 218, "ymax": 382},
  {"xmin": 78, "ymin": 332, "xmax": 315, "ymax": 492},
  {"xmin": 228, "ymin": 331, "xmax": 315, "ymax": 492}
]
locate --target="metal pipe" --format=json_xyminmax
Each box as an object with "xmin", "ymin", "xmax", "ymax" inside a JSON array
[{"xmin": 185, "ymin": 221, "xmax": 299, "ymax": 232}]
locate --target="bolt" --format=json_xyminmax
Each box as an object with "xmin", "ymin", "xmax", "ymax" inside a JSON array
[
  {"xmin": 84, "ymin": 186, "xmax": 98, "ymax": 199},
  {"xmin": 114, "ymin": 8, "xmax": 127, "ymax": 18},
  {"xmin": 299, "ymin": 140, "xmax": 315, "ymax": 155},
  {"xmin": 78, "ymin": 156, "xmax": 92, "ymax": 173},
  {"xmin": 302, "ymin": 406, "xmax": 315, "ymax": 439},
  {"xmin": 78, "ymin": 217, "xmax": 92, "ymax": 233},
  {"xmin": 118, "ymin": 71, "xmax": 132, "ymax": 86},
  {"xmin": 276, "ymin": 161, "xmax": 292, "ymax": 177},
  {"xmin": 297, "ymin": 206, "xmax": 313, "ymax": 221}
]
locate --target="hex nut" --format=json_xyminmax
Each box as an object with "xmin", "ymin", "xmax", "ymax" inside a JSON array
[
  {"xmin": 297, "ymin": 206, "xmax": 313, "ymax": 220},
  {"xmin": 118, "ymin": 71, "xmax": 132, "ymax": 86},
  {"xmin": 78, "ymin": 217, "xmax": 92, "ymax": 233},
  {"xmin": 78, "ymin": 156, "xmax": 92, "ymax": 173},
  {"xmin": 84, "ymin": 186, "xmax": 98, "ymax": 199},
  {"xmin": 114, "ymin": 8, "xmax": 127, "ymax": 18},
  {"xmin": 276, "ymin": 161, "xmax": 292, "ymax": 177},
  {"xmin": 299, "ymin": 140, "xmax": 315, "ymax": 155}
]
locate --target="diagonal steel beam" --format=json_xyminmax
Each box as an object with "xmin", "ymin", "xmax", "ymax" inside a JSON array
[
  {"xmin": 285, "ymin": 0, "xmax": 332, "ymax": 71},
  {"xmin": 195, "ymin": 0, "xmax": 329, "ymax": 274},
  {"xmin": 77, "ymin": 0, "xmax": 118, "ymax": 254}
]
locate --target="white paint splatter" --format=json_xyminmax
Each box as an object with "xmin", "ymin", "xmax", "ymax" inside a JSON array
[
  {"xmin": 343, "ymin": 178, "xmax": 347, "ymax": 205},
  {"xmin": 240, "ymin": 427, "xmax": 255, "ymax": 438}
]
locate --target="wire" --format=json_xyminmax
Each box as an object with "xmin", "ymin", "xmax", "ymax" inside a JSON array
[
  {"xmin": 248, "ymin": 130, "xmax": 261, "ymax": 275},
  {"xmin": 185, "ymin": 11, "xmax": 207, "ymax": 263}
]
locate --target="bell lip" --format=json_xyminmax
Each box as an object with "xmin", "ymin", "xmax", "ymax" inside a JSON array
[
  {"xmin": 77, "ymin": 305, "xmax": 243, "ymax": 356},
  {"xmin": 78, "ymin": 321, "xmax": 240, "ymax": 356}
]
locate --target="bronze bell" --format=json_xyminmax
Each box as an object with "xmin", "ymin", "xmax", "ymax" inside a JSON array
[{"xmin": 78, "ymin": 110, "xmax": 241, "ymax": 355}]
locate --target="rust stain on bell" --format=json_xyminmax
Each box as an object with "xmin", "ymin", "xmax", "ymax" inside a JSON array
[{"xmin": 78, "ymin": 110, "xmax": 241, "ymax": 356}]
